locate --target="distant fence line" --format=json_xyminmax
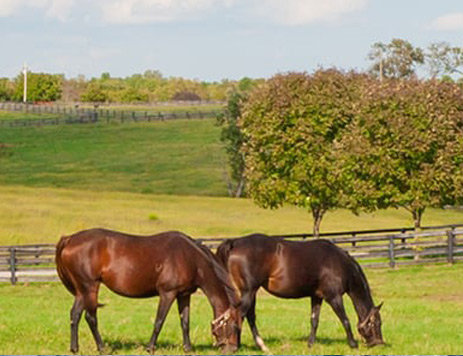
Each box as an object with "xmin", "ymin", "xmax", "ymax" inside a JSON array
[
  {"xmin": 1, "ymin": 224, "xmax": 462, "ymax": 284},
  {"xmin": 0, "ymin": 102, "xmax": 222, "ymax": 127}
]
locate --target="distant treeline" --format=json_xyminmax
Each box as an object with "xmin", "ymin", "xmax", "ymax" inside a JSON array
[
  {"xmin": 1, "ymin": 38, "xmax": 463, "ymax": 104},
  {"xmin": 0, "ymin": 70, "xmax": 264, "ymax": 103}
]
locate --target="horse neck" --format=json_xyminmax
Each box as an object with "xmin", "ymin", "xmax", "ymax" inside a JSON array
[
  {"xmin": 347, "ymin": 265, "xmax": 375, "ymax": 323},
  {"xmin": 196, "ymin": 257, "xmax": 230, "ymax": 317}
]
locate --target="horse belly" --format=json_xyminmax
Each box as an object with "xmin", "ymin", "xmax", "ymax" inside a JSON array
[{"xmin": 101, "ymin": 261, "xmax": 161, "ymax": 298}]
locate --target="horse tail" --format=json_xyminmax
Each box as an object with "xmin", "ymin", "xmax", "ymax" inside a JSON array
[
  {"xmin": 215, "ymin": 239, "xmax": 235, "ymax": 268},
  {"xmin": 55, "ymin": 235, "xmax": 76, "ymax": 296}
]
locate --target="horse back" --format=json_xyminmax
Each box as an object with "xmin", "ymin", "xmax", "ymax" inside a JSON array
[
  {"xmin": 218, "ymin": 235, "xmax": 357, "ymax": 299},
  {"xmin": 56, "ymin": 228, "xmax": 201, "ymax": 298}
]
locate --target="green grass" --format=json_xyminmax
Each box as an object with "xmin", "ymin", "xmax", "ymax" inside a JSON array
[
  {"xmin": 0, "ymin": 119, "xmax": 227, "ymax": 196},
  {"xmin": 0, "ymin": 110, "xmax": 60, "ymax": 121},
  {"xmin": 1, "ymin": 263, "xmax": 462, "ymax": 355},
  {"xmin": 1, "ymin": 185, "xmax": 462, "ymax": 245}
]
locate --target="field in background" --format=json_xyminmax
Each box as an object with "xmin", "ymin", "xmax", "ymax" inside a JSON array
[
  {"xmin": 1, "ymin": 263, "xmax": 462, "ymax": 355},
  {"xmin": 0, "ymin": 119, "xmax": 227, "ymax": 196},
  {"xmin": 1, "ymin": 185, "xmax": 462, "ymax": 245}
]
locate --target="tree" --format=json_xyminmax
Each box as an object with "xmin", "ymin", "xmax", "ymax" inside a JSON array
[
  {"xmin": 0, "ymin": 78, "xmax": 14, "ymax": 100},
  {"xmin": 241, "ymin": 69, "xmax": 367, "ymax": 236},
  {"xmin": 368, "ymin": 38, "xmax": 424, "ymax": 79},
  {"xmin": 340, "ymin": 78, "xmax": 463, "ymax": 229},
  {"xmin": 14, "ymin": 72, "xmax": 63, "ymax": 102},
  {"xmin": 217, "ymin": 89, "xmax": 247, "ymax": 197},
  {"xmin": 425, "ymin": 42, "xmax": 463, "ymax": 78},
  {"xmin": 80, "ymin": 81, "xmax": 108, "ymax": 102}
]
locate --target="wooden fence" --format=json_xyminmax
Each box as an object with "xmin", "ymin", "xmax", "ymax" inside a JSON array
[
  {"xmin": 0, "ymin": 102, "xmax": 221, "ymax": 127},
  {"xmin": 1, "ymin": 224, "xmax": 462, "ymax": 284}
]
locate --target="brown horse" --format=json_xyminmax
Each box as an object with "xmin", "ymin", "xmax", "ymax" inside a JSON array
[
  {"xmin": 216, "ymin": 234, "xmax": 384, "ymax": 351},
  {"xmin": 55, "ymin": 228, "xmax": 241, "ymax": 354}
]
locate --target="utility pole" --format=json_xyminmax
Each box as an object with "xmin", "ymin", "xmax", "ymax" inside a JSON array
[{"xmin": 23, "ymin": 62, "xmax": 28, "ymax": 103}]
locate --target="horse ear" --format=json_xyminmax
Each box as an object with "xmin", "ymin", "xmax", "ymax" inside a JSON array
[{"xmin": 376, "ymin": 302, "xmax": 384, "ymax": 311}]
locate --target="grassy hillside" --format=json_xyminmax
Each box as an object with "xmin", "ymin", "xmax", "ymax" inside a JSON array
[
  {"xmin": 1, "ymin": 185, "xmax": 462, "ymax": 245},
  {"xmin": 0, "ymin": 119, "xmax": 228, "ymax": 196}
]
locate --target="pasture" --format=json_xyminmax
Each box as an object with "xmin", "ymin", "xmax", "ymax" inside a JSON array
[
  {"xmin": 1, "ymin": 109, "xmax": 463, "ymax": 355},
  {"xmin": 0, "ymin": 263, "xmax": 462, "ymax": 354},
  {"xmin": 1, "ymin": 185, "xmax": 463, "ymax": 245},
  {"xmin": 0, "ymin": 119, "xmax": 226, "ymax": 196}
]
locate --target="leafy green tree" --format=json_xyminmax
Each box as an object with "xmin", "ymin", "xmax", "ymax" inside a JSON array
[
  {"xmin": 0, "ymin": 78, "xmax": 14, "ymax": 100},
  {"xmin": 80, "ymin": 81, "xmax": 108, "ymax": 102},
  {"xmin": 368, "ymin": 38, "xmax": 424, "ymax": 79},
  {"xmin": 14, "ymin": 72, "xmax": 63, "ymax": 102},
  {"xmin": 217, "ymin": 89, "xmax": 247, "ymax": 197},
  {"xmin": 341, "ymin": 78, "xmax": 463, "ymax": 228},
  {"xmin": 241, "ymin": 69, "xmax": 367, "ymax": 236}
]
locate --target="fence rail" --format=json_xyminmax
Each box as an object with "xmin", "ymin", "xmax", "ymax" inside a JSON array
[
  {"xmin": 0, "ymin": 102, "xmax": 221, "ymax": 127},
  {"xmin": 1, "ymin": 224, "xmax": 462, "ymax": 284}
]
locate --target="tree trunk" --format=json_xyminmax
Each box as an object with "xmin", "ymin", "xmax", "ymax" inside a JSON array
[
  {"xmin": 411, "ymin": 207, "xmax": 425, "ymax": 261},
  {"xmin": 312, "ymin": 208, "xmax": 326, "ymax": 238},
  {"xmin": 412, "ymin": 208, "xmax": 424, "ymax": 231},
  {"xmin": 234, "ymin": 177, "xmax": 245, "ymax": 198}
]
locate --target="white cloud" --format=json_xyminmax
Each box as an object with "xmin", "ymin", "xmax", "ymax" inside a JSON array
[
  {"xmin": 431, "ymin": 13, "xmax": 463, "ymax": 31},
  {"xmin": 0, "ymin": 0, "xmax": 74, "ymax": 21},
  {"xmin": 253, "ymin": 0, "xmax": 368, "ymax": 26},
  {"xmin": 99, "ymin": 0, "xmax": 230, "ymax": 24},
  {"xmin": 0, "ymin": 0, "xmax": 366, "ymax": 25}
]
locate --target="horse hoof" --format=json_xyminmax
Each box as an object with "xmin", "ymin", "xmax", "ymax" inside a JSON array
[
  {"xmin": 349, "ymin": 340, "xmax": 359, "ymax": 349},
  {"xmin": 146, "ymin": 346, "xmax": 156, "ymax": 354},
  {"xmin": 70, "ymin": 347, "xmax": 78, "ymax": 354}
]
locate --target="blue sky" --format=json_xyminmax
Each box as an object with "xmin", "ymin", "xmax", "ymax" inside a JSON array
[{"xmin": 1, "ymin": 0, "xmax": 463, "ymax": 81}]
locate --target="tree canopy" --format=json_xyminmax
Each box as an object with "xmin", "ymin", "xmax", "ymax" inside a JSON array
[{"xmin": 240, "ymin": 70, "xmax": 463, "ymax": 234}]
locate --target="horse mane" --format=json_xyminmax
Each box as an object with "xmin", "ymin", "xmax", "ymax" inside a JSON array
[
  {"xmin": 177, "ymin": 233, "xmax": 241, "ymax": 308},
  {"xmin": 341, "ymin": 247, "xmax": 373, "ymax": 303}
]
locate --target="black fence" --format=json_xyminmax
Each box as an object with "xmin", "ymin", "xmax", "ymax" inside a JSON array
[
  {"xmin": 1, "ymin": 224, "xmax": 462, "ymax": 284},
  {"xmin": 0, "ymin": 102, "xmax": 222, "ymax": 127}
]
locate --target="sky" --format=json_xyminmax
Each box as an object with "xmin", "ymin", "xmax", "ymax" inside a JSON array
[{"xmin": 1, "ymin": 0, "xmax": 463, "ymax": 82}]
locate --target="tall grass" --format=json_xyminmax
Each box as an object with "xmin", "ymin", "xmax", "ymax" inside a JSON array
[{"xmin": 1, "ymin": 263, "xmax": 462, "ymax": 354}]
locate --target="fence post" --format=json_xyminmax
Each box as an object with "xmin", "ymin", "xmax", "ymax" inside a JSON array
[
  {"xmin": 9, "ymin": 248, "xmax": 17, "ymax": 285},
  {"xmin": 388, "ymin": 237, "xmax": 396, "ymax": 268},
  {"xmin": 447, "ymin": 229, "xmax": 455, "ymax": 264}
]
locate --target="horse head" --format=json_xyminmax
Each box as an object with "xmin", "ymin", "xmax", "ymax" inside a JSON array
[
  {"xmin": 357, "ymin": 302, "xmax": 384, "ymax": 347},
  {"xmin": 211, "ymin": 307, "xmax": 241, "ymax": 353}
]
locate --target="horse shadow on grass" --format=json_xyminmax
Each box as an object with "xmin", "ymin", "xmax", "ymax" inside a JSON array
[{"xmin": 104, "ymin": 338, "xmax": 220, "ymax": 354}]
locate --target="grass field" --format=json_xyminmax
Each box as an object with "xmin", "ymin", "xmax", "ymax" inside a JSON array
[
  {"xmin": 0, "ymin": 119, "xmax": 227, "ymax": 196},
  {"xmin": 1, "ymin": 185, "xmax": 462, "ymax": 245},
  {"xmin": 1, "ymin": 263, "xmax": 462, "ymax": 355}
]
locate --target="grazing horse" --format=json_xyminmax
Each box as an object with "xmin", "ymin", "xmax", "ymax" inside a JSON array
[
  {"xmin": 55, "ymin": 228, "xmax": 241, "ymax": 354},
  {"xmin": 216, "ymin": 234, "xmax": 384, "ymax": 351}
]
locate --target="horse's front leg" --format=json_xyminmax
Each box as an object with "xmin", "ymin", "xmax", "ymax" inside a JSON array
[
  {"xmin": 308, "ymin": 296, "xmax": 322, "ymax": 347},
  {"xmin": 245, "ymin": 294, "xmax": 269, "ymax": 353},
  {"xmin": 147, "ymin": 291, "xmax": 176, "ymax": 354},
  {"xmin": 176, "ymin": 294, "xmax": 192, "ymax": 352},
  {"xmin": 326, "ymin": 295, "xmax": 358, "ymax": 348}
]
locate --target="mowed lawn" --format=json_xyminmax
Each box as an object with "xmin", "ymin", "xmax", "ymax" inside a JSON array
[{"xmin": 0, "ymin": 263, "xmax": 462, "ymax": 355}]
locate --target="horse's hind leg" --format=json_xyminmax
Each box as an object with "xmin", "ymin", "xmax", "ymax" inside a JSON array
[
  {"xmin": 176, "ymin": 294, "xmax": 192, "ymax": 352},
  {"xmin": 146, "ymin": 291, "xmax": 176, "ymax": 354},
  {"xmin": 245, "ymin": 295, "xmax": 269, "ymax": 353},
  {"xmin": 70, "ymin": 296, "xmax": 84, "ymax": 353},
  {"xmin": 326, "ymin": 295, "xmax": 358, "ymax": 348},
  {"xmin": 308, "ymin": 296, "xmax": 322, "ymax": 347},
  {"xmin": 83, "ymin": 284, "xmax": 105, "ymax": 353}
]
